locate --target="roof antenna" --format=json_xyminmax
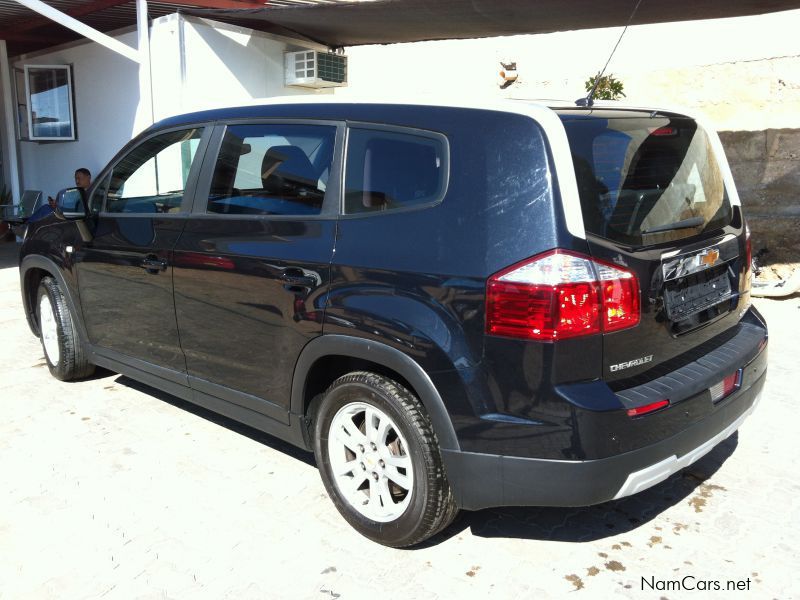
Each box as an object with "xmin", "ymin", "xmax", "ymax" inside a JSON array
[{"xmin": 576, "ymin": 0, "xmax": 644, "ymax": 107}]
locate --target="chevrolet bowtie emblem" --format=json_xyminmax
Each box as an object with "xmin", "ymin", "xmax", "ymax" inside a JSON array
[{"xmin": 700, "ymin": 249, "xmax": 720, "ymax": 267}]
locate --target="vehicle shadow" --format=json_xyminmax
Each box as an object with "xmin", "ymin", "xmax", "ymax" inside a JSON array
[
  {"xmin": 426, "ymin": 434, "xmax": 738, "ymax": 546},
  {"xmin": 112, "ymin": 372, "xmax": 737, "ymax": 547},
  {"xmin": 0, "ymin": 241, "xmax": 20, "ymax": 270},
  {"xmin": 114, "ymin": 374, "xmax": 316, "ymax": 468}
]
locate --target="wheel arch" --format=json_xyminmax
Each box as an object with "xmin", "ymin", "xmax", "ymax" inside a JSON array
[
  {"xmin": 291, "ymin": 335, "xmax": 460, "ymax": 451},
  {"xmin": 20, "ymin": 255, "xmax": 86, "ymax": 342}
]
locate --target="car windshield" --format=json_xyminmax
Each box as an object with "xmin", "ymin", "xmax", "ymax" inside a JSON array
[{"xmin": 559, "ymin": 111, "xmax": 732, "ymax": 246}]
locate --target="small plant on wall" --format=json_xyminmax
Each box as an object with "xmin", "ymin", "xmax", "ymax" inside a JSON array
[{"xmin": 585, "ymin": 74, "xmax": 626, "ymax": 100}]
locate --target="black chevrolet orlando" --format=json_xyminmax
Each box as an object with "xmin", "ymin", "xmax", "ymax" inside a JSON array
[{"xmin": 13, "ymin": 99, "xmax": 768, "ymax": 547}]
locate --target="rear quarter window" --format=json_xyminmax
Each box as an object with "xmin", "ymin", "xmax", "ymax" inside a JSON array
[{"xmin": 344, "ymin": 127, "xmax": 448, "ymax": 215}]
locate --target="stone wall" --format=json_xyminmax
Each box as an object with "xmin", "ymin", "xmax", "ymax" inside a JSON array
[{"xmin": 719, "ymin": 129, "xmax": 800, "ymax": 265}]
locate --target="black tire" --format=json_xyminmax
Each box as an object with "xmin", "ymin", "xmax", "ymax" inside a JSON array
[
  {"xmin": 36, "ymin": 277, "xmax": 95, "ymax": 381},
  {"xmin": 313, "ymin": 371, "xmax": 458, "ymax": 547}
]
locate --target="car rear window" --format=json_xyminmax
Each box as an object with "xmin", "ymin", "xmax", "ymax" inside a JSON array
[{"xmin": 559, "ymin": 113, "xmax": 732, "ymax": 246}]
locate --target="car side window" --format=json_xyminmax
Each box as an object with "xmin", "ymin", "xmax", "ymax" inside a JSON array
[
  {"xmin": 344, "ymin": 128, "xmax": 447, "ymax": 215},
  {"xmin": 206, "ymin": 123, "xmax": 336, "ymax": 216},
  {"xmin": 105, "ymin": 128, "xmax": 204, "ymax": 214}
]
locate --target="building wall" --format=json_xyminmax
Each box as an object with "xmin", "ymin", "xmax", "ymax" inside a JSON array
[
  {"xmin": 339, "ymin": 9, "xmax": 800, "ymax": 131},
  {"xmin": 9, "ymin": 15, "xmax": 326, "ymax": 200},
  {"xmin": 12, "ymin": 31, "xmax": 143, "ymax": 199},
  {"xmin": 720, "ymin": 130, "xmax": 800, "ymax": 262},
  {"xmin": 150, "ymin": 15, "xmax": 331, "ymax": 122}
]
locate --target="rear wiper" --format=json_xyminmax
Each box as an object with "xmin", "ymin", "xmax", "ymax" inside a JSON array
[{"xmin": 641, "ymin": 216, "xmax": 705, "ymax": 235}]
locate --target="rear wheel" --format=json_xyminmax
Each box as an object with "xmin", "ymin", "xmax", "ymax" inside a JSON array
[
  {"xmin": 37, "ymin": 277, "xmax": 95, "ymax": 381},
  {"xmin": 314, "ymin": 371, "xmax": 458, "ymax": 547}
]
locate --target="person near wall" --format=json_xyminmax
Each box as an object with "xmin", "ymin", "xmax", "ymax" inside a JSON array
[{"xmin": 47, "ymin": 167, "xmax": 92, "ymax": 211}]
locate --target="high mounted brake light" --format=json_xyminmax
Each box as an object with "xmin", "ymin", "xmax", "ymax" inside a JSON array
[{"xmin": 486, "ymin": 249, "xmax": 640, "ymax": 341}]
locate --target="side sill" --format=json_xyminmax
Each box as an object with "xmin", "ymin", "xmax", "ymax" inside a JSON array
[{"xmin": 90, "ymin": 351, "xmax": 308, "ymax": 451}]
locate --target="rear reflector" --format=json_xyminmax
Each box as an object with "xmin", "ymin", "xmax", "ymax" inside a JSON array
[
  {"xmin": 627, "ymin": 399, "xmax": 669, "ymax": 418},
  {"xmin": 710, "ymin": 369, "xmax": 742, "ymax": 402},
  {"xmin": 486, "ymin": 249, "xmax": 640, "ymax": 341}
]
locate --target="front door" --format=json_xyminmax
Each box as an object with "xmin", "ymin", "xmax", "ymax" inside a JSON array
[
  {"xmin": 76, "ymin": 126, "xmax": 210, "ymax": 374},
  {"xmin": 172, "ymin": 121, "xmax": 341, "ymax": 417}
]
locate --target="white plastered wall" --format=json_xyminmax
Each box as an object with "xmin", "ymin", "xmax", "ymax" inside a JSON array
[
  {"xmin": 150, "ymin": 15, "xmax": 331, "ymax": 121},
  {"xmin": 10, "ymin": 14, "xmax": 326, "ymax": 199},
  {"xmin": 338, "ymin": 9, "xmax": 800, "ymax": 132},
  {"xmin": 12, "ymin": 30, "xmax": 144, "ymax": 199}
]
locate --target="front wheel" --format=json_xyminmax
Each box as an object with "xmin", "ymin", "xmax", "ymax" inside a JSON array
[
  {"xmin": 37, "ymin": 277, "xmax": 95, "ymax": 381},
  {"xmin": 314, "ymin": 371, "xmax": 458, "ymax": 547}
]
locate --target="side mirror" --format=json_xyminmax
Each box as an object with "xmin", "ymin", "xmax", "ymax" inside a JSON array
[
  {"xmin": 52, "ymin": 187, "xmax": 93, "ymax": 243},
  {"xmin": 53, "ymin": 187, "xmax": 88, "ymax": 220}
]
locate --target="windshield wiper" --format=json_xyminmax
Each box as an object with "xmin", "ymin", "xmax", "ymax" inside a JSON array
[{"xmin": 641, "ymin": 216, "xmax": 705, "ymax": 235}]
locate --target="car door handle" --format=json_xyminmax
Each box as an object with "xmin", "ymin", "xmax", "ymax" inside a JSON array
[
  {"xmin": 141, "ymin": 256, "xmax": 168, "ymax": 273},
  {"xmin": 280, "ymin": 268, "xmax": 319, "ymax": 289}
]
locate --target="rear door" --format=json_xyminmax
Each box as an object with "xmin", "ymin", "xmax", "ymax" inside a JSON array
[
  {"xmin": 76, "ymin": 125, "xmax": 210, "ymax": 374},
  {"xmin": 560, "ymin": 110, "xmax": 751, "ymax": 382},
  {"xmin": 172, "ymin": 121, "xmax": 342, "ymax": 420}
]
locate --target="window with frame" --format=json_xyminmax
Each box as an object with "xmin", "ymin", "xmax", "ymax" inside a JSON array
[
  {"xmin": 207, "ymin": 123, "xmax": 336, "ymax": 216},
  {"xmin": 104, "ymin": 128, "xmax": 204, "ymax": 214},
  {"xmin": 344, "ymin": 128, "xmax": 447, "ymax": 215},
  {"xmin": 20, "ymin": 65, "xmax": 76, "ymax": 141}
]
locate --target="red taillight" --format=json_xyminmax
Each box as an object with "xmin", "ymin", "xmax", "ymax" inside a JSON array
[
  {"xmin": 486, "ymin": 250, "xmax": 640, "ymax": 341},
  {"xmin": 627, "ymin": 399, "xmax": 669, "ymax": 418}
]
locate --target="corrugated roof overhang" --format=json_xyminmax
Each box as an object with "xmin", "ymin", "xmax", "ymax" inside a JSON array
[{"xmin": 181, "ymin": 0, "xmax": 800, "ymax": 47}]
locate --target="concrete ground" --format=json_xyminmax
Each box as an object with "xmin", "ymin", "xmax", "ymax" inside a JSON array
[{"xmin": 0, "ymin": 241, "xmax": 797, "ymax": 600}]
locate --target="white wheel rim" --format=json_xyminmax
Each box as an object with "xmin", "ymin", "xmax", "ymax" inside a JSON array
[
  {"xmin": 328, "ymin": 402, "xmax": 414, "ymax": 523},
  {"xmin": 39, "ymin": 294, "xmax": 60, "ymax": 367}
]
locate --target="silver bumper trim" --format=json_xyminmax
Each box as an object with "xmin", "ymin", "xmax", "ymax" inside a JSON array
[{"xmin": 612, "ymin": 393, "xmax": 761, "ymax": 500}]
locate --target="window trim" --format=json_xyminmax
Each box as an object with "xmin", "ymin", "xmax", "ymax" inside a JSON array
[
  {"xmin": 340, "ymin": 122, "xmax": 450, "ymax": 219},
  {"xmin": 89, "ymin": 123, "xmax": 214, "ymax": 218},
  {"xmin": 189, "ymin": 118, "xmax": 345, "ymax": 221},
  {"xmin": 23, "ymin": 64, "xmax": 77, "ymax": 142}
]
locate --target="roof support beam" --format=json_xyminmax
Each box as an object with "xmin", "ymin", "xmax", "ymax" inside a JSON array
[
  {"xmin": 137, "ymin": 0, "xmax": 154, "ymax": 128},
  {"xmin": 12, "ymin": 0, "xmax": 141, "ymax": 62}
]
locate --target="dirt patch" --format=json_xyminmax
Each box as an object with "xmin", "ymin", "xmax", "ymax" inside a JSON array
[
  {"xmin": 565, "ymin": 574, "xmax": 584, "ymax": 590},
  {"xmin": 689, "ymin": 483, "xmax": 726, "ymax": 513},
  {"xmin": 605, "ymin": 560, "xmax": 626, "ymax": 572}
]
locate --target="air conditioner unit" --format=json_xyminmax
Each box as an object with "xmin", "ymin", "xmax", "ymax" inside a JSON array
[{"xmin": 285, "ymin": 50, "xmax": 347, "ymax": 89}]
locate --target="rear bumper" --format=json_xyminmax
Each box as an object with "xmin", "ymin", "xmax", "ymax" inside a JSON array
[{"xmin": 443, "ymin": 341, "xmax": 767, "ymax": 511}]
